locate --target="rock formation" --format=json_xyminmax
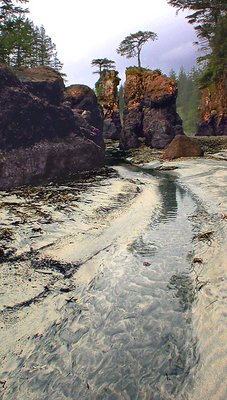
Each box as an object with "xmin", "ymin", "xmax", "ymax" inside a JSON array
[
  {"xmin": 121, "ymin": 68, "xmax": 183, "ymax": 150},
  {"xmin": 95, "ymin": 70, "xmax": 121, "ymax": 140},
  {"xmin": 64, "ymin": 84, "xmax": 104, "ymax": 147},
  {"xmin": 196, "ymin": 69, "xmax": 227, "ymax": 136},
  {"xmin": 162, "ymin": 135, "xmax": 203, "ymax": 160},
  {"xmin": 0, "ymin": 138, "xmax": 104, "ymax": 190},
  {"xmin": 0, "ymin": 64, "xmax": 105, "ymax": 190},
  {"xmin": 15, "ymin": 66, "xmax": 65, "ymax": 105}
]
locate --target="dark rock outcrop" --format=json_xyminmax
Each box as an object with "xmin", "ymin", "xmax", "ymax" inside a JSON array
[
  {"xmin": 0, "ymin": 64, "xmax": 105, "ymax": 189},
  {"xmin": 64, "ymin": 84, "xmax": 104, "ymax": 147},
  {"xmin": 96, "ymin": 70, "xmax": 121, "ymax": 140},
  {"xmin": 15, "ymin": 66, "xmax": 65, "ymax": 105},
  {"xmin": 0, "ymin": 64, "xmax": 75, "ymax": 150},
  {"xmin": 162, "ymin": 135, "xmax": 203, "ymax": 160},
  {"xmin": 121, "ymin": 68, "xmax": 184, "ymax": 150},
  {"xmin": 0, "ymin": 137, "xmax": 105, "ymax": 190},
  {"xmin": 196, "ymin": 69, "xmax": 227, "ymax": 136}
]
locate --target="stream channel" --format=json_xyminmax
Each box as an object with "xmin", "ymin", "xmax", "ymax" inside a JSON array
[{"xmin": 1, "ymin": 163, "xmax": 204, "ymax": 399}]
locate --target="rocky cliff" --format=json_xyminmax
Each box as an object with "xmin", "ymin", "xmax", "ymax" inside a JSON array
[
  {"xmin": 121, "ymin": 68, "xmax": 183, "ymax": 149},
  {"xmin": 196, "ymin": 69, "xmax": 227, "ymax": 136},
  {"xmin": 0, "ymin": 64, "xmax": 105, "ymax": 190},
  {"xmin": 96, "ymin": 70, "xmax": 121, "ymax": 140}
]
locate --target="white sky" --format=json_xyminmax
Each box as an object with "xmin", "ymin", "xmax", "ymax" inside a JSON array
[{"xmin": 28, "ymin": 0, "xmax": 197, "ymax": 87}]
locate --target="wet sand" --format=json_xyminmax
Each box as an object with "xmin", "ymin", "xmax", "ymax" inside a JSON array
[
  {"xmin": 171, "ymin": 159, "xmax": 227, "ymax": 400},
  {"xmin": 0, "ymin": 154, "xmax": 227, "ymax": 399},
  {"xmin": 141, "ymin": 156, "xmax": 227, "ymax": 400},
  {"xmin": 0, "ymin": 166, "xmax": 160, "ymax": 386}
]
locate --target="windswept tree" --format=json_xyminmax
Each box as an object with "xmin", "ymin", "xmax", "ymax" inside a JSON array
[
  {"xmin": 91, "ymin": 58, "xmax": 115, "ymax": 76},
  {"xmin": 116, "ymin": 30, "xmax": 158, "ymax": 68}
]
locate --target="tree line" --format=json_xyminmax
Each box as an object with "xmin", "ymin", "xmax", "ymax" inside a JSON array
[
  {"xmin": 170, "ymin": 67, "xmax": 200, "ymax": 135},
  {"xmin": 0, "ymin": 0, "xmax": 63, "ymax": 70}
]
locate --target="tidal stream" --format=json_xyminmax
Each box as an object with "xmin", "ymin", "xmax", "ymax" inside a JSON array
[{"xmin": 0, "ymin": 165, "xmax": 209, "ymax": 399}]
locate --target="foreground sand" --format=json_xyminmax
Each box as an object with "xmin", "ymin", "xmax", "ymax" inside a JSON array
[{"xmin": 0, "ymin": 152, "xmax": 226, "ymax": 399}]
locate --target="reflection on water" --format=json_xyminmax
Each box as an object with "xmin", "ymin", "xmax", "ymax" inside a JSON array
[{"xmin": 2, "ymin": 171, "xmax": 199, "ymax": 400}]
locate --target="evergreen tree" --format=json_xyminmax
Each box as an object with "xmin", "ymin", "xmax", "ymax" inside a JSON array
[
  {"xmin": 167, "ymin": 0, "xmax": 227, "ymax": 83},
  {"xmin": 0, "ymin": 0, "xmax": 28, "ymax": 29},
  {"xmin": 0, "ymin": 0, "xmax": 28, "ymax": 62},
  {"xmin": 0, "ymin": 1, "xmax": 63, "ymax": 71},
  {"xmin": 175, "ymin": 66, "xmax": 200, "ymax": 135},
  {"xmin": 116, "ymin": 30, "xmax": 158, "ymax": 68},
  {"xmin": 169, "ymin": 68, "xmax": 177, "ymax": 80},
  {"xmin": 167, "ymin": 0, "xmax": 227, "ymax": 42},
  {"xmin": 9, "ymin": 16, "xmax": 34, "ymax": 66},
  {"xmin": 91, "ymin": 58, "xmax": 115, "ymax": 76}
]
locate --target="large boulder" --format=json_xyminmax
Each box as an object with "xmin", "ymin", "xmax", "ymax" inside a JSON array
[
  {"xmin": 121, "ymin": 68, "xmax": 184, "ymax": 150},
  {"xmin": 162, "ymin": 135, "xmax": 203, "ymax": 160},
  {"xmin": 0, "ymin": 137, "xmax": 105, "ymax": 190},
  {"xmin": 15, "ymin": 66, "xmax": 65, "ymax": 105},
  {"xmin": 64, "ymin": 84, "xmax": 104, "ymax": 147}
]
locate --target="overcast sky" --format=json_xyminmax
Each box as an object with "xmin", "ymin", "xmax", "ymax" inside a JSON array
[{"xmin": 28, "ymin": 0, "xmax": 198, "ymax": 88}]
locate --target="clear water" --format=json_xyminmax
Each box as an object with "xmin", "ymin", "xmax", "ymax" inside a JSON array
[{"xmin": 2, "ymin": 169, "xmax": 199, "ymax": 400}]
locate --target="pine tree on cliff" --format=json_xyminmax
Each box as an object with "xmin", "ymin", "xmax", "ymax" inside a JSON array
[
  {"xmin": 91, "ymin": 58, "xmax": 116, "ymax": 76},
  {"xmin": 116, "ymin": 30, "xmax": 158, "ymax": 68}
]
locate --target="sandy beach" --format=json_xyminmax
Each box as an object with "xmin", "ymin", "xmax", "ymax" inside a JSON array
[{"xmin": 0, "ymin": 151, "xmax": 226, "ymax": 399}]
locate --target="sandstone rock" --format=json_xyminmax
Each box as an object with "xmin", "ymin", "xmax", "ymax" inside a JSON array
[
  {"xmin": 96, "ymin": 70, "xmax": 122, "ymax": 140},
  {"xmin": 15, "ymin": 66, "xmax": 65, "ymax": 105},
  {"xmin": 0, "ymin": 137, "xmax": 105, "ymax": 190},
  {"xmin": 64, "ymin": 84, "xmax": 104, "ymax": 147},
  {"xmin": 162, "ymin": 135, "xmax": 203, "ymax": 160},
  {"xmin": 121, "ymin": 68, "xmax": 183, "ymax": 150},
  {"xmin": 196, "ymin": 69, "xmax": 227, "ymax": 136}
]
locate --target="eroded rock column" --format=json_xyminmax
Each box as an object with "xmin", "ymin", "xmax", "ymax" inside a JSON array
[
  {"xmin": 122, "ymin": 68, "xmax": 183, "ymax": 149},
  {"xmin": 96, "ymin": 70, "xmax": 122, "ymax": 140}
]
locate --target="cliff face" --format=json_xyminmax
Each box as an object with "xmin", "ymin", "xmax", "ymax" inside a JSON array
[
  {"xmin": 197, "ymin": 70, "xmax": 227, "ymax": 136},
  {"xmin": 96, "ymin": 70, "xmax": 121, "ymax": 140},
  {"xmin": 121, "ymin": 68, "xmax": 183, "ymax": 149}
]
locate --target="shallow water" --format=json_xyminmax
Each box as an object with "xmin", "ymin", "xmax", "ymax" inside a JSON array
[{"xmin": 1, "ymin": 167, "xmax": 201, "ymax": 399}]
